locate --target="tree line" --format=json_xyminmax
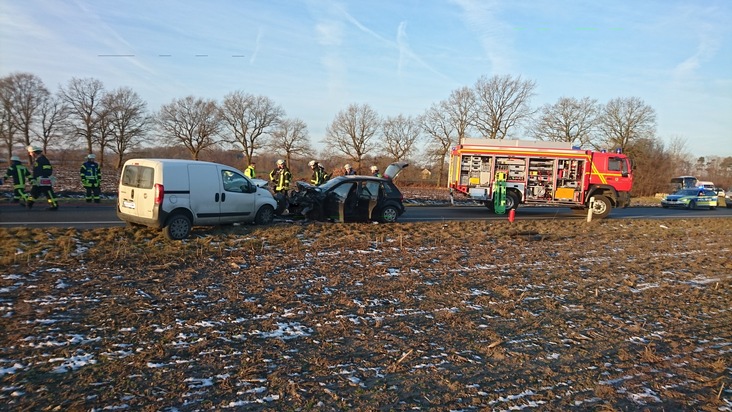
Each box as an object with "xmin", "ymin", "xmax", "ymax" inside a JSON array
[{"xmin": 1, "ymin": 72, "xmax": 730, "ymax": 195}]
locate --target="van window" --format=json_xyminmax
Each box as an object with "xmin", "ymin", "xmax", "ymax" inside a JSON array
[
  {"xmin": 121, "ymin": 165, "xmax": 155, "ymax": 189},
  {"xmin": 222, "ymin": 170, "xmax": 248, "ymax": 193}
]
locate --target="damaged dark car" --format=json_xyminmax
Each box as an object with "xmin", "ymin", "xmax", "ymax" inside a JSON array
[{"xmin": 286, "ymin": 162, "xmax": 408, "ymax": 223}]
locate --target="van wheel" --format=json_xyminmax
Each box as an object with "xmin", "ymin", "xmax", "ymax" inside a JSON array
[
  {"xmin": 255, "ymin": 205, "xmax": 275, "ymax": 225},
  {"xmin": 164, "ymin": 214, "xmax": 192, "ymax": 240}
]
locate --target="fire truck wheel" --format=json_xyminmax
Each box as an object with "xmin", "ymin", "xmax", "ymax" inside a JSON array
[
  {"xmin": 505, "ymin": 192, "xmax": 519, "ymax": 211},
  {"xmin": 590, "ymin": 195, "xmax": 612, "ymax": 218}
]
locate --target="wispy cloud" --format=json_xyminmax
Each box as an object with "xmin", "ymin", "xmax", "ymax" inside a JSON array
[
  {"xmin": 671, "ymin": 7, "xmax": 724, "ymax": 80},
  {"xmin": 450, "ymin": 0, "xmax": 513, "ymax": 74},
  {"xmin": 332, "ymin": 3, "xmax": 450, "ymax": 81},
  {"xmin": 250, "ymin": 27, "xmax": 263, "ymax": 65}
]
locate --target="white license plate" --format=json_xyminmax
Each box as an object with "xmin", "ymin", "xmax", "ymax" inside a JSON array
[{"xmin": 122, "ymin": 201, "xmax": 136, "ymax": 209}]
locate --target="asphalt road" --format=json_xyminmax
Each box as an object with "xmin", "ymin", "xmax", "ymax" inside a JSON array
[{"xmin": 1, "ymin": 201, "xmax": 731, "ymax": 229}]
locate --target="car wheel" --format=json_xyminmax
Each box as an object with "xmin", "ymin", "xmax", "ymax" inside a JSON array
[
  {"xmin": 379, "ymin": 205, "xmax": 400, "ymax": 223},
  {"xmin": 727, "ymin": 202, "xmax": 732, "ymax": 209},
  {"xmin": 255, "ymin": 204, "xmax": 275, "ymax": 225},
  {"xmin": 709, "ymin": 206, "xmax": 716, "ymax": 210},
  {"xmin": 687, "ymin": 200, "xmax": 696, "ymax": 210},
  {"xmin": 661, "ymin": 205, "xmax": 668, "ymax": 208},
  {"xmin": 164, "ymin": 214, "xmax": 192, "ymax": 240},
  {"xmin": 589, "ymin": 195, "xmax": 612, "ymax": 219}
]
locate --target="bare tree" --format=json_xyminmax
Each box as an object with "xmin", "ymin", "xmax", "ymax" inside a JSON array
[
  {"xmin": 0, "ymin": 72, "xmax": 49, "ymax": 153},
  {"xmin": 269, "ymin": 118, "xmax": 312, "ymax": 168},
  {"xmin": 381, "ymin": 114, "xmax": 421, "ymax": 161},
  {"xmin": 445, "ymin": 86, "xmax": 476, "ymax": 143},
  {"xmin": 324, "ymin": 103, "xmax": 380, "ymax": 171},
  {"xmin": 596, "ymin": 97, "xmax": 656, "ymax": 152},
  {"xmin": 220, "ymin": 91, "xmax": 285, "ymax": 165},
  {"xmin": 35, "ymin": 93, "xmax": 69, "ymax": 153},
  {"xmin": 531, "ymin": 96, "xmax": 598, "ymax": 147},
  {"xmin": 666, "ymin": 135, "xmax": 691, "ymax": 176},
  {"xmin": 0, "ymin": 78, "xmax": 15, "ymax": 160},
  {"xmin": 103, "ymin": 87, "xmax": 149, "ymax": 169},
  {"xmin": 471, "ymin": 74, "xmax": 536, "ymax": 139},
  {"xmin": 0, "ymin": 96, "xmax": 19, "ymax": 161},
  {"xmin": 60, "ymin": 77, "xmax": 105, "ymax": 153},
  {"xmin": 156, "ymin": 96, "xmax": 222, "ymax": 160},
  {"xmin": 95, "ymin": 102, "xmax": 114, "ymax": 168},
  {"xmin": 419, "ymin": 100, "xmax": 457, "ymax": 187},
  {"xmin": 625, "ymin": 137, "xmax": 674, "ymax": 196}
]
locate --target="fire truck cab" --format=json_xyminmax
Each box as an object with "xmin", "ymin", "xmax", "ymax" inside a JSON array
[{"xmin": 448, "ymin": 139, "xmax": 633, "ymax": 219}]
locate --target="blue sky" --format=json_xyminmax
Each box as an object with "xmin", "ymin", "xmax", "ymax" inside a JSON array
[{"xmin": 1, "ymin": 0, "xmax": 731, "ymax": 157}]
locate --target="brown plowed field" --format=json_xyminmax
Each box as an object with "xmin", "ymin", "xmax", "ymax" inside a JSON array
[{"xmin": 1, "ymin": 217, "xmax": 731, "ymax": 411}]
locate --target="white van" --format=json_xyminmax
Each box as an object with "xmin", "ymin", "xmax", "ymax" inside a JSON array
[{"xmin": 117, "ymin": 159, "xmax": 277, "ymax": 240}]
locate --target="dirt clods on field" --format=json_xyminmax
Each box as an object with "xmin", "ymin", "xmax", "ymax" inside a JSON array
[{"xmin": 1, "ymin": 218, "xmax": 731, "ymax": 411}]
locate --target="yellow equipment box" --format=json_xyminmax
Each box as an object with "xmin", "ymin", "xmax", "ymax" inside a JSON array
[{"xmin": 555, "ymin": 187, "xmax": 575, "ymax": 200}]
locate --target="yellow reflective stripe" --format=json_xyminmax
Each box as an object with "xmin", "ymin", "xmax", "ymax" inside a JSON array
[{"xmin": 590, "ymin": 163, "xmax": 608, "ymax": 184}]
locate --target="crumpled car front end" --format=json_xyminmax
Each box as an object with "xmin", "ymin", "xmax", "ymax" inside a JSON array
[{"xmin": 288, "ymin": 181, "xmax": 325, "ymax": 219}]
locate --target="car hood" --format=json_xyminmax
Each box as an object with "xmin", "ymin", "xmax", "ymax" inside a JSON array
[
  {"xmin": 250, "ymin": 178, "xmax": 270, "ymax": 189},
  {"xmin": 383, "ymin": 161, "xmax": 409, "ymax": 180}
]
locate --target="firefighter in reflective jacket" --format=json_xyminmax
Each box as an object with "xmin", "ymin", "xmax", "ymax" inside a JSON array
[
  {"xmin": 244, "ymin": 162, "xmax": 256, "ymax": 179},
  {"xmin": 3, "ymin": 155, "xmax": 30, "ymax": 205},
  {"xmin": 80, "ymin": 153, "xmax": 102, "ymax": 203},
  {"xmin": 269, "ymin": 159, "xmax": 292, "ymax": 193},
  {"xmin": 26, "ymin": 146, "xmax": 58, "ymax": 210},
  {"xmin": 308, "ymin": 160, "xmax": 326, "ymax": 186}
]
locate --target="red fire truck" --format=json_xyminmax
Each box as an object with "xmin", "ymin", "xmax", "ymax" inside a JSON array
[{"xmin": 448, "ymin": 139, "xmax": 633, "ymax": 218}]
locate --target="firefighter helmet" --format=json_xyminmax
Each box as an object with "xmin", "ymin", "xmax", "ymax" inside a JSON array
[
  {"xmin": 308, "ymin": 160, "xmax": 317, "ymax": 167},
  {"xmin": 370, "ymin": 165, "xmax": 378, "ymax": 172},
  {"xmin": 27, "ymin": 145, "xmax": 42, "ymax": 153},
  {"xmin": 344, "ymin": 164, "xmax": 351, "ymax": 170},
  {"xmin": 87, "ymin": 153, "xmax": 96, "ymax": 160},
  {"xmin": 276, "ymin": 159, "xmax": 285, "ymax": 165},
  {"xmin": 10, "ymin": 155, "xmax": 21, "ymax": 162}
]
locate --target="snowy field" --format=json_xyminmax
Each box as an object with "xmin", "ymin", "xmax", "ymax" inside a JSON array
[{"xmin": 1, "ymin": 218, "xmax": 731, "ymax": 411}]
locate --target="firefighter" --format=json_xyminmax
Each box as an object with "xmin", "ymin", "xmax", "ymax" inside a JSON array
[
  {"xmin": 308, "ymin": 160, "xmax": 325, "ymax": 186},
  {"xmin": 344, "ymin": 163, "xmax": 356, "ymax": 175},
  {"xmin": 3, "ymin": 155, "xmax": 31, "ymax": 205},
  {"xmin": 269, "ymin": 159, "xmax": 292, "ymax": 193},
  {"xmin": 80, "ymin": 153, "xmax": 102, "ymax": 203},
  {"xmin": 370, "ymin": 165, "xmax": 382, "ymax": 178},
  {"xmin": 319, "ymin": 164, "xmax": 330, "ymax": 182},
  {"xmin": 26, "ymin": 146, "xmax": 58, "ymax": 210},
  {"xmin": 244, "ymin": 162, "xmax": 256, "ymax": 179}
]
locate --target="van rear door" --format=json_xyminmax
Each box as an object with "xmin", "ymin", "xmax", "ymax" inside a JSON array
[
  {"xmin": 188, "ymin": 163, "xmax": 221, "ymax": 225},
  {"xmin": 118, "ymin": 161, "xmax": 157, "ymax": 220}
]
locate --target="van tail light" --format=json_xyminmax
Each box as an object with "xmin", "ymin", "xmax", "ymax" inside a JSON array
[{"xmin": 154, "ymin": 183, "xmax": 164, "ymax": 205}]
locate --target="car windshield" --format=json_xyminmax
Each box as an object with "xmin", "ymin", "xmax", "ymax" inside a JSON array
[{"xmin": 318, "ymin": 176, "xmax": 348, "ymax": 191}]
